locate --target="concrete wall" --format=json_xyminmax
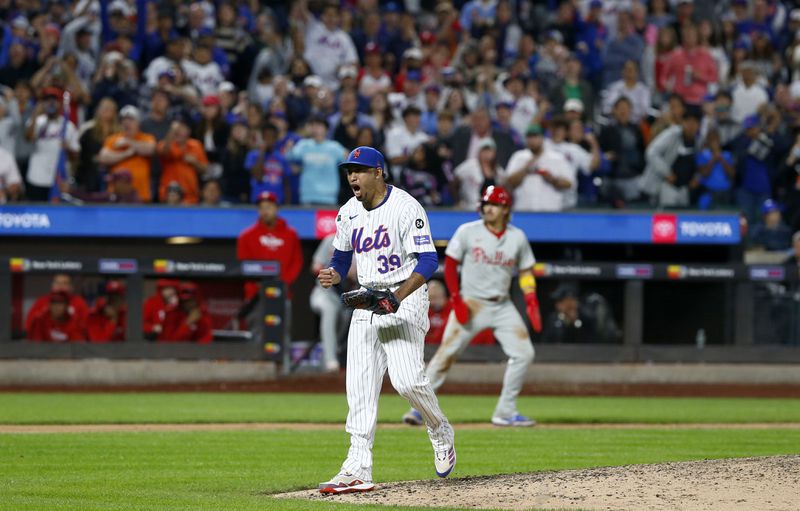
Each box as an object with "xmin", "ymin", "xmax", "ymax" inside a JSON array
[
  {"xmin": 450, "ymin": 363, "xmax": 800, "ymax": 385},
  {"xmin": 0, "ymin": 359, "xmax": 277, "ymax": 386},
  {"xmin": 2, "ymin": 360, "xmax": 800, "ymax": 386}
]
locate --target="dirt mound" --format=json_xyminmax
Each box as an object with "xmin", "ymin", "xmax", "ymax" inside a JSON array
[{"xmin": 275, "ymin": 455, "xmax": 800, "ymax": 511}]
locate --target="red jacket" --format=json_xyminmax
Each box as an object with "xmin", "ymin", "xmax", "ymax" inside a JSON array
[
  {"xmin": 28, "ymin": 310, "xmax": 85, "ymax": 342},
  {"xmin": 426, "ymin": 302, "xmax": 452, "ymax": 344},
  {"xmin": 158, "ymin": 306, "xmax": 213, "ymax": 343},
  {"xmin": 143, "ymin": 294, "xmax": 166, "ymax": 335},
  {"xmin": 426, "ymin": 302, "xmax": 496, "ymax": 345},
  {"xmin": 144, "ymin": 293, "xmax": 180, "ymax": 335},
  {"xmin": 237, "ymin": 217, "xmax": 303, "ymax": 299},
  {"xmin": 26, "ymin": 294, "xmax": 89, "ymax": 333},
  {"xmin": 86, "ymin": 300, "xmax": 126, "ymax": 342}
]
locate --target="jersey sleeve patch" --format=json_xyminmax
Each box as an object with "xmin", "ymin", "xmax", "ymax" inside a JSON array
[{"xmin": 414, "ymin": 234, "xmax": 431, "ymax": 245}]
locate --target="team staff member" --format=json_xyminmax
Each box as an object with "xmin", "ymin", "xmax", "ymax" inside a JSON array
[
  {"xmin": 143, "ymin": 279, "xmax": 179, "ymax": 339},
  {"xmin": 237, "ymin": 191, "xmax": 303, "ymax": 300},
  {"xmin": 317, "ymin": 146, "xmax": 455, "ymax": 494},
  {"xmin": 28, "ymin": 290, "xmax": 85, "ymax": 342},
  {"xmin": 159, "ymin": 283, "xmax": 213, "ymax": 343},
  {"xmin": 86, "ymin": 281, "xmax": 127, "ymax": 342},
  {"xmin": 26, "ymin": 273, "xmax": 89, "ymax": 335},
  {"xmin": 403, "ymin": 186, "xmax": 541, "ymax": 427},
  {"xmin": 98, "ymin": 105, "xmax": 157, "ymax": 202}
]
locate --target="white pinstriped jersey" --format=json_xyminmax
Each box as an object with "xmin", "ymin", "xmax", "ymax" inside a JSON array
[
  {"xmin": 445, "ymin": 220, "xmax": 535, "ymax": 300},
  {"xmin": 333, "ymin": 185, "xmax": 435, "ymax": 289}
]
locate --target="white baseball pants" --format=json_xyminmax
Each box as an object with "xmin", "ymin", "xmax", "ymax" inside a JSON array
[
  {"xmin": 310, "ymin": 286, "xmax": 342, "ymax": 369},
  {"xmin": 340, "ymin": 285, "xmax": 454, "ymax": 481},
  {"xmin": 426, "ymin": 297, "xmax": 535, "ymax": 419}
]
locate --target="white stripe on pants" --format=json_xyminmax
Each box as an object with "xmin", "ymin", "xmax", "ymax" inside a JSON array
[
  {"xmin": 426, "ymin": 297, "xmax": 534, "ymax": 419},
  {"xmin": 341, "ymin": 286, "xmax": 454, "ymax": 481}
]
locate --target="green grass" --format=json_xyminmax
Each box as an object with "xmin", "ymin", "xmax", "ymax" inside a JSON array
[
  {"xmin": 3, "ymin": 427, "xmax": 800, "ymax": 511},
  {"xmin": 2, "ymin": 393, "xmax": 800, "ymax": 510},
  {"xmin": 1, "ymin": 393, "xmax": 799, "ymax": 425}
]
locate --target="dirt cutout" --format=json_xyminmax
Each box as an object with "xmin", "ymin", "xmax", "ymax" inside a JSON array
[{"xmin": 276, "ymin": 455, "xmax": 800, "ymax": 511}]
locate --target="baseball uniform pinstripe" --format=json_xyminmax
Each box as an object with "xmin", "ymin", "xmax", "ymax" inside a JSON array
[
  {"xmin": 426, "ymin": 220, "xmax": 536, "ymax": 419},
  {"xmin": 333, "ymin": 185, "xmax": 454, "ymax": 481}
]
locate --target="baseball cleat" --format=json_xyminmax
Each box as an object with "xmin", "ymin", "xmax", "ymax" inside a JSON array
[
  {"xmin": 491, "ymin": 414, "xmax": 536, "ymax": 427},
  {"xmin": 402, "ymin": 408, "xmax": 423, "ymax": 426},
  {"xmin": 318, "ymin": 472, "xmax": 375, "ymax": 494},
  {"xmin": 434, "ymin": 445, "xmax": 456, "ymax": 478}
]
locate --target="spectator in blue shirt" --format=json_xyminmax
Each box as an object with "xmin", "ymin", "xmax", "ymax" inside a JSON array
[
  {"xmin": 246, "ymin": 123, "xmax": 292, "ymax": 204},
  {"xmin": 603, "ymin": 11, "xmax": 645, "ymax": 87},
  {"xmin": 459, "ymin": 0, "xmax": 497, "ymax": 35},
  {"xmin": 288, "ymin": 115, "xmax": 347, "ymax": 206},
  {"xmin": 749, "ymin": 199, "xmax": 792, "ymax": 251},
  {"xmin": 694, "ymin": 129, "xmax": 735, "ymax": 209},
  {"xmin": 420, "ymin": 84, "xmax": 440, "ymax": 136},
  {"xmin": 732, "ymin": 115, "xmax": 777, "ymax": 225},
  {"xmin": 575, "ymin": 0, "xmax": 607, "ymax": 90}
]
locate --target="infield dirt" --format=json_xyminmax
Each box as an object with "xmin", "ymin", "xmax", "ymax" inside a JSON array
[{"xmin": 276, "ymin": 455, "xmax": 800, "ymax": 511}]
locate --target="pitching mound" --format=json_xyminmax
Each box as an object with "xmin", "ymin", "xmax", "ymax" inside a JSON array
[{"xmin": 275, "ymin": 455, "xmax": 800, "ymax": 510}]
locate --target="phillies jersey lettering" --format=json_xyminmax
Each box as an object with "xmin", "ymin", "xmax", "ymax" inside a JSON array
[
  {"xmin": 470, "ymin": 247, "xmax": 516, "ymax": 267},
  {"xmin": 446, "ymin": 220, "xmax": 535, "ymax": 300},
  {"xmin": 258, "ymin": 235, "xmax": 285, "ymax": 250},
  {"xmin": 333, "ymin": 186, "xmax": 435, "ymax": 289}
]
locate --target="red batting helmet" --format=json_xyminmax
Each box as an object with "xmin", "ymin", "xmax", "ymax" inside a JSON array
[{"xmin": 481, "ymin": 185, "xmax": 512, "ymax": 207}]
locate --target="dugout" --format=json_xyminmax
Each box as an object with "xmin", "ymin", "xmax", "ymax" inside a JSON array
[{"xmin": 2, "ymin": 204, "xmax": 799, "ymax": 364}]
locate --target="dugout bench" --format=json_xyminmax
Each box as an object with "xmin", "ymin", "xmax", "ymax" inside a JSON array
[{"xmin": 0, "ymin": 257, "xmax": 291, "ymax": 369}]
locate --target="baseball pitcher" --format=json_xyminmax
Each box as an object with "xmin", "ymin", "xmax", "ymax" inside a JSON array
[
  {"xmin": 317, "ymin": 146, "xmax": 455, "ymax": 494},
  {"xmin": 404, "ymin": 185, "xmax": 541, "ymax": 427}
]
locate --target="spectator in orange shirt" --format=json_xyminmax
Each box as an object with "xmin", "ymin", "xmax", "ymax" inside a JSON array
[
  {"xmin": 159, "ymin": 282, "xmax": 213, "ymax": 343},
  {"xmin": 157, "ymin": 116, "xmax": 209, "ymax": 204},
  {"xmin": 28, "ymin": 290, "xmax": 86, "ymax": 342},
  {"xmin": 98, "ymin": 105, "xmax": 157, "ymax": 202},
  {"xmin": 87, "ymin": 281, "xmax": 127, "ymax": 342},
  {"xmin": 26, "ymin": 273, "xmax": 89, "ymax": 334}
]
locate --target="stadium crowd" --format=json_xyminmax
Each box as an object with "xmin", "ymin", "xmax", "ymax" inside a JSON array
[{"xmin": 0, "ymin": 0, "xmax": 800, "ymax": 246}]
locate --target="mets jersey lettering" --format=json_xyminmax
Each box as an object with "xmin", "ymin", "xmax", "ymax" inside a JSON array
[
  {"xmin": 332, "ymin": 186, "xmax": 436, "ymax": 289},
  {"xmin": 352, "ymin": 225, "xmax": 391, "ymax": 253}
]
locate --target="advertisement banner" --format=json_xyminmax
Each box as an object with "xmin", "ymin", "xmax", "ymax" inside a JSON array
[{"xmin": 0, "ymin": 205, "xmax": 742, "ymax": 245}]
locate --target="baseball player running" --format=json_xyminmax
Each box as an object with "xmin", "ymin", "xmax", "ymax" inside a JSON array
[
  {"xmin": 317, "ymin": 146, "xmax": 456, "ymax": 494},
  {"xmin": 403, "ymin": 185, "xmax": 542, "ymax": 427}
]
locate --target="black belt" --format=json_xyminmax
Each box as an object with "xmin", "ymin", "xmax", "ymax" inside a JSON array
[{"xmin": 486, "ymin": 296, "xmax": 507, "ymax": 302}]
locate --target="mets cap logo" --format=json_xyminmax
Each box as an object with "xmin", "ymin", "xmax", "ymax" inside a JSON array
[{"xmin": 353, "ymin": 148, "xmax": 361, "ymax": 159}]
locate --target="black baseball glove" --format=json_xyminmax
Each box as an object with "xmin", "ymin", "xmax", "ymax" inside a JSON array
[{"xmin": 341, "ymin": 288, "xmax": 400, "ymax": 315}]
